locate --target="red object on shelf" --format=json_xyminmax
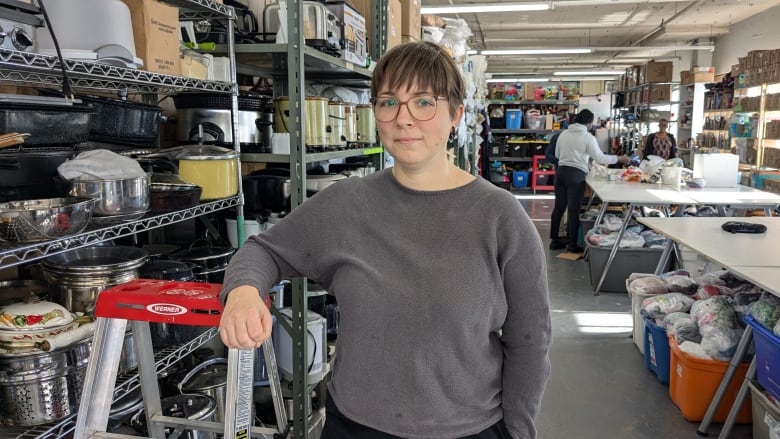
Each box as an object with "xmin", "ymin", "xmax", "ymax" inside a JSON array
[{"xmin": 532, "ymin": 155, "xmax": 555, "ymax": 193}]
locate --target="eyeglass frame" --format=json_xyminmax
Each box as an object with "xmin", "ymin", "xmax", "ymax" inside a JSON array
[{"xmin": 369, "ymin": 95, "xmax": 450, "ymax": 122}]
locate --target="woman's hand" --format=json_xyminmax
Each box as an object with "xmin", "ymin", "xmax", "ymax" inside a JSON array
[{"xmin": 219, "ymin": 285, "xmax": 273, "ymax": 349}]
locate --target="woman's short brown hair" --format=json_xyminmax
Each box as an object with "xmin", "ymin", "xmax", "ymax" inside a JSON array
[{"xmin": 370, "ymin": 41, "xmax": 465, "ymax": 119}]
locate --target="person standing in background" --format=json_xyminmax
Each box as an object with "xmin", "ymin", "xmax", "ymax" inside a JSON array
[
  {"xmin": 550, "ymin": 109, "xmax": 630, "ymax": 253},
  {"xmin": 643, "ymin": 118, "xmax": 676, "ymax": 160},
  {"xmin": 219, "ymin": 41, "xmax": 551, "ymax": 439}
]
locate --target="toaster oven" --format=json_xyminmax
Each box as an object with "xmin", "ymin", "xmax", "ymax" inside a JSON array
[{"xmin": 260, "ymin": 1, "xmax": 341, "ymax": 55}]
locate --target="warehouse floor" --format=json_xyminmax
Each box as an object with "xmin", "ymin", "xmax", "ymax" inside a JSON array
[{"xmin": 518, "ymin": 195, "xmax": 753, "ymax": 439}]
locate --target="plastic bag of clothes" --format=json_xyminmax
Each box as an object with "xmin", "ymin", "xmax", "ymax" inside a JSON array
[
  {"xmin": 696, "ymin": 270, "xmax": 730, "ymax": 287},
  {"xmin": 750, "ymin": 292, "xmax": 780, "ymax": 329},
  {"xmin": 690, "ymin": 296, "xmax": 741, "ymax": 360},
  {"xmin": 628, "ymin": 276, "xmax": 668, "ymax": 295},
  {"xmin": 700, "ymin": 325, "xmax": 742, "ymax": 361},
  {"xmin": 664, "ymin": 311, "xmax": 703, "ymax": 345},
  {"xmin": 664, "ymin": 275, "xmax": 698, "ymax": 295},
  {"xmin": 693, "ymin": 284, "xmax": 734, "ymax": 300},
  {"xmin": 639, "ymin": 230, "xmax": 667, "ymax": 248},
  {"xmin": 690, "ymin": 296, "xmax": 738, "ymax": 329},
  {"xmin": 641, "ymin": 293, "xmax": 695, "ymax": 319}
]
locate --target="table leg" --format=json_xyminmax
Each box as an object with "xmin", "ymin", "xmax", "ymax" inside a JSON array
[
  {"xmin": 697, "ymin": 325, "xmax": 753, "ymax": 436},
  {"xmin": 594, "ymin": 204, "xmax": 635, "ymax": 295},
  {"xmin": 717, "ymin": 357, "xmax": 756, "ymax": 439},
  {"xmin": 655, "ymin": 240, "xmax": 674, "ymax": 275}
]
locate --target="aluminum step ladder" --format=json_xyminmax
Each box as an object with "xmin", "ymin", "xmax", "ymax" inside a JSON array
[{"xmin": 74, "ymin": 279, "xmax": 288, "ymax": 439}]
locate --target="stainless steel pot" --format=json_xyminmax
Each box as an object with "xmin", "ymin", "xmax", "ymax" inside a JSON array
[
  {"xmin": 178, "ymin": 357, "xmax": 227, "ymax": 423},
  {"xmin": 130, "ymin": 393, "xmax": 217, "ymax": 439},
  {"xmin": 41, "ymin": 246, "xmax": 148, "ymax": 314},
  {"xmin": 0, "ymin": 336, "xmax": 91, "ymax": 426},
  {"xmin": 169, "ymin": 241, "xmax": 234, "ymax": 272},
  {"xmin": 68, "ymin": 175, "xmax": 150, "ymax": 216}
]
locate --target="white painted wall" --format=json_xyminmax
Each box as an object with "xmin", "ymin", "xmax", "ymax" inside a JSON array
[
  {"xmin": 712, "ymin": 4, "xmax": 780, "ymax": 74},
  {"xmin": 578, "ymin": 96, "xmax": 611, "ymax": 121}
]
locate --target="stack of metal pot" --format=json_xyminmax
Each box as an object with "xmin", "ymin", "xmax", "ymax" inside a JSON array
[
  {"xmin": 0, "ymin": 294, "xmax": 94, "ymax": 426},
  {"xmin": 40, "ymin": 246, "xmax": 148, "ymax": 315}
]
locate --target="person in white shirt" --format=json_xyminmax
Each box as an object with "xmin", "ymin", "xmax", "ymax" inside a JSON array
[{"xmin": 549, "ymin": 109, "xmax": 630, "ymax": 253}]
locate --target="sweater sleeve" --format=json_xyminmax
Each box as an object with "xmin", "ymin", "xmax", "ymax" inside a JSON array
[
  {"xmin": 585, "ymin": 135, "xmax": 618, "ymax": 166},
  {"xmin": 496, "ymin": 201, "xmax": 552, "ymax": 439}
]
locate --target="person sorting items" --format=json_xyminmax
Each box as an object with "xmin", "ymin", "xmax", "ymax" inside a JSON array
[
  {"xmin": 642, "ymin": 118, "xmax": 676, "ymax": 160},
  {"xmin": 219, "ymin": 41, "xmax": 552, "ymax": 439},
  {"xmin": 549, "ymin": 109, "xmax": 630, "ymax": 253}
]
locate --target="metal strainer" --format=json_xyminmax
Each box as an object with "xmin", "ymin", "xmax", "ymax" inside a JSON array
[{"xmin": 0, "ymin": 197, "xmax": 95, "ymax": 243}]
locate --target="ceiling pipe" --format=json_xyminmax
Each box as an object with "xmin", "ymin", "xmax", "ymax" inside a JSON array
[{"xmin": 607, "ymin": 0, "xmax": 704, "ymax": 62}]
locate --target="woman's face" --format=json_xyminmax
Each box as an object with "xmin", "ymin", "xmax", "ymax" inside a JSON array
[
  {"xmin": 658, "ymin": 121, "xmax": 668, "ymax": 133},
  {"xmin": 374, "ymin": 84, "xmax": 463, "ymax": 170}
]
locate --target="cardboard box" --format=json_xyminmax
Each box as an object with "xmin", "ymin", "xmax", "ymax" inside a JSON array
[
  {"xmin": 400, "ymin": 0, "xmax": 421, "ymax": 40},
  {"xmin": 326, "ymin": 2, "xmax": 368, "ymax": 67},
  {"xmin": 387, "ymin": 0, "xmax": 402, "ymax": 49},
  {"xmin": 523, "ymin": 83, "xmax": 536, "ymax": 101},
  {"xmin": 643, "ymin": 84, "xmax": 671, "ymax": 103},
  {"xmin": 123, "ymin": 0, "xmax": 180, "ymax": 76},
  {"xmin": 691, "ymin": 66, "xmax": 715, "ymax": 83},
  {"xmin": 401, "ymin": 35, "xmax": 419, "ymax": 44},
  {"xmin": 351, "ymin": 0, "xmax": 402, "ymax": 53},
  {"xmin": 680, "ymin": 70, "xmax": 692, "ymax": 85},
  {"xmin": 643, "ymin": 61, "xmax": 673, "ymax": 83}
]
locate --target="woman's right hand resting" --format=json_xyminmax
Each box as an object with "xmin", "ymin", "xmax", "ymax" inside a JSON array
[{"xmin": 219, "ymin": 285, "xmax": 273, "ymax": 349}]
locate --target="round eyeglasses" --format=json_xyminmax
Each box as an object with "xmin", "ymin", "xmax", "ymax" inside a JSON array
[{"xmin": 370, "ymin": 95, "xmax": 448, "ymax": 122}]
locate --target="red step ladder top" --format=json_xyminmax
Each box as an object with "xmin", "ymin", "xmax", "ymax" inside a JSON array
[{"xmin": 94, "ymin": 279, "xmax": 224, "ymax": 327}]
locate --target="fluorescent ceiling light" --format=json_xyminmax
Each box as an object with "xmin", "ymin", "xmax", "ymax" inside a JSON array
[
  {"xmin": 420, "ymin": 3, "xmax": 549, "ymax": 14},
  {"xmin": 486, "ymin": 78, "xmax": 548, "ymax": 83},
  {"xmin": 482, "ymin": 48, "xmax": 591, "ymax": 55},
  {"xmin": 466, "ymin": 49, "xmax": 478, "ymax": 55},
  {"xmin": 554, "ymin": 70, "xmax": 624, "ymax": 76}
]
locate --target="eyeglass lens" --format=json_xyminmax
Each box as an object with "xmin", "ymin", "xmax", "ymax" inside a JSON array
[{"xmin": 373, "ymin": 96, "xmax": 440, "ymax": 121}]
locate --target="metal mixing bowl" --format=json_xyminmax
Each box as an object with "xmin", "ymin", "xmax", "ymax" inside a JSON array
[{"xmin": 0, "ymin": 197, "xmax": 96, "ymax": 243}]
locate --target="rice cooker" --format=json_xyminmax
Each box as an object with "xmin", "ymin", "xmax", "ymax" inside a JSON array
[{"xmin": 273, "ymin": 308, "xmax": 326, "ymax": 384}]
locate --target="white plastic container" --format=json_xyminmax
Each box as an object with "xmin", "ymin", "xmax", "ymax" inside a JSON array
[
  {"xmin": 225, "ymin": 218, "xmax": 264, "ymax": 249},
  {"xmin": 274, "ymin": 309, "xmax": 326, "ymax": 383},
  {"xmin": 36, "ymin": 0, "xmax": 142, "ymax": 67},
  {"xmin": 692, "ymin": 153, "xmax": 739, "ymax": 188}
]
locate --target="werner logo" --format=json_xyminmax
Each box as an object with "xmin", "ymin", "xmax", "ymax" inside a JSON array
[{"xmin": 146, "ymin": 303, "xmax": 187, "ymax": 316}]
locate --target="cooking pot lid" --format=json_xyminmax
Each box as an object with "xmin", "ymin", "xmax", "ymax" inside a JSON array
[
  {"xmin": 0, "ymin": 295, "xmax": 74, "ymax": 330},
  {"xmin": 170, "ymin": 245, "xmax": 235, "ymax": 261},
  {"xmin": 43, "ymin": 246, "xmax": 149, "ymax": 271},
  {"xmin": 162, "ymin": 394, "xmax": 216, "ymax": 420},
  {"xmin": 140, "ymin": 244, "xmax": 180, "ymax": 259},
  {"xmin": 157, "ymin": 144, "xmax": 237, "ymax": 160},
  {"xmin": 140, "ymin": 260, "xmax": 197, "ymax": 278},
  {"xmin": 182, "ymin": 363, "xmax": 228, "ymax": 391},
  {"xmin": 110, "ymin": 387, "xmax": 143, "ymax": 418}
]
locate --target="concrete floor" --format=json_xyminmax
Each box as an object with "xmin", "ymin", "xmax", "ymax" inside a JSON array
[{"xmin": 517, "ymin": 194, "xmax": 753, "ymax": 439}]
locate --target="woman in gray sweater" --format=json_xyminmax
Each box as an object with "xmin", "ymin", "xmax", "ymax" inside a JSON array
[{"xmin": 219, "ymin": 41, "xmax": 551, "ymax": 439}]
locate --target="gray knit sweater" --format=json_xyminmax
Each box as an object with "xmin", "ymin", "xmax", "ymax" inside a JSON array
[{"xmin": 221, "ymin": 169, "xmax": 551, "ymax": 439}]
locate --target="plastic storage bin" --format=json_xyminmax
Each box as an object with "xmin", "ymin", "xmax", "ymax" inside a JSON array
[
  {"xmin": 628, "ymin": 277, "xmax": 656, "ymax": 355},
  {"xmin": 745, "ymin": 314, "xmax": 780, "ymax": 401},
  {"xmin": 587, "ymin": 243, "xmax": 669, "ymax": 293},
  {"xmin": 668, "ymin": 334, "xmax": 752, "ymax": 423},
  {"xmin": 512, "ymin": 171, "xmax": 530, "ymax": 188},
  {"xmin": 749, "ymin": 379, "xmax": 780, "ymax": 439},
  {"xmin": 643, "ymin": 316, "xmax": 670, "ymax": 383},
  {"xmin": 505, "ymin": 109, "xmax": 522, "ymax": 129},
  {"xmin": 577, "ymin": 216, "xmax": 596, "ymax": 248}
]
